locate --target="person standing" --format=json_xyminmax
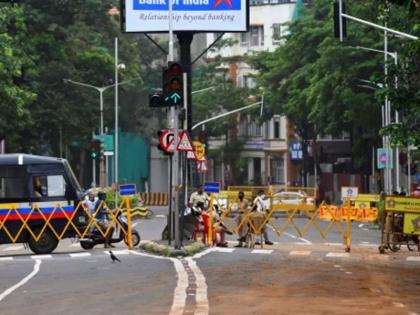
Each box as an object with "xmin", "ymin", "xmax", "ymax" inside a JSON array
[
  {"xmin": 252, "ymin": 190, "xmax": 273, "ymax": 245},
  {"xmin": 235, "ymin": 191, "xmax": 250, "ymax": 247}
]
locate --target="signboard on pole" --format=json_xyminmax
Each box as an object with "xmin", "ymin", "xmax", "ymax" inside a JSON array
[
  {"xmin": 176, "ymin": 131, "xmax": 194, "ymax": 151},
  {"xmin": 204, "ymin": 182, "xmax": 220, "ymax": 193},
  {"xmin": 119, "ymin": 184, "xmax": 136, "ymax": 196},
  {"xmin": 192, "ymin": 141, "xmax": 205, "ymax": 160},
  {"xmin": 377, "ymin": 148, "xmax": 393, "ymax": 169},
  {"xmin": 341, "ymin": 186, "xmax": 358, "ymax": 199},
  {"xmin": 122, "ymin": 0, "xmax": 249, "ymax": 33}
]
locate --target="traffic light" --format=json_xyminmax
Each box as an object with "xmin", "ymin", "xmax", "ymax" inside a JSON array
[
  {"xmin": 149, "ymin": 89, "xmax": 164, "ymax": 108},
  {"xmin": 163, "ymin": 62, "xmax": 183, "ymax": 107},
  {"xmin": 333, "ymin": 0, "xmax": 347, "ymax": 39},
  {"xmin": 157, "ymin": 130, "xmax": 173, "ymax": 156},
  {"xmin": 90, "ymin": 139, "xmax": 100, "ymax": 159}
]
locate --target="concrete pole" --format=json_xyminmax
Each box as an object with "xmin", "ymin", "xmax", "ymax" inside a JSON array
[{"xmin": 114, "ymin": 37, "xmax": 119, "ymax": 209}]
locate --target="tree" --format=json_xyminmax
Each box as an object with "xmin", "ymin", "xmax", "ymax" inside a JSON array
[{"xmin": 253, "ymin": 0, "xmax": 392, "ymax": 182}]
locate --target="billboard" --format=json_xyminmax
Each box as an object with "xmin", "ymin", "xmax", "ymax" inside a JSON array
[{"xmin": 122, "ymin": 0, "xmax": 249, "ymax": 33}]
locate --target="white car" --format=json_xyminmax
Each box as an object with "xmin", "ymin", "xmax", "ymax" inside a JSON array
[{"xmin": 263, "ymin": 191, "xmax": 315, "ymax": 209}]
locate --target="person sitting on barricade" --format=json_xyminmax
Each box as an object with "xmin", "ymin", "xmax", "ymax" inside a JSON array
[
  {"xmin": 234, "ymin": 191, "xmax": 250, "ymax": 248},
  {"xmin": 251, "ymin": 190, "xmax": 273, "ymax": 245}
]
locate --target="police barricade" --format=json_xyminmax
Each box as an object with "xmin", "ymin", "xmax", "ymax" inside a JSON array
[
  {"xmin": 212, "ymin": 194, "xmax": 353, "ymax": 252},
  {"xmin": 0, "ymin": 198, "xmax": 135, "ymax": 253},
  {"xmin": 140, "ymin": 192, "xmax": 168, "ymax": 206}
]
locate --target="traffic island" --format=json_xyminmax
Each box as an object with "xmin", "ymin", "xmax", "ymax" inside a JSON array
[{"xmin": 139, "ymin": 240, "xmax": 206, "ymax": 257}]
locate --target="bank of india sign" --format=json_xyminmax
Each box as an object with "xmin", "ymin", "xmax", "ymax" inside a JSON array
[{"xmin": 122, "ymin": 0, "xmax": 249, "ymax": 32}]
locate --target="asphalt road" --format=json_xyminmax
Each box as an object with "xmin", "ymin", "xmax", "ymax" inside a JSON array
[{"xmin": 1, "ymin": 215, "xmax": 419, "ymax": 315}]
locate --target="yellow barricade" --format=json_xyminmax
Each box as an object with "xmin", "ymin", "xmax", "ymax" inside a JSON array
[
  {"xmin": 0, "ymin": 198, "xmax": 134, "ymax": 248},
  {"xmin": 213, "ymin": 193, "xmax": 352, "ymax": 252},
  {"xmin": 141, "ymin": 192, "xmax": 168, "ymax": 206}
]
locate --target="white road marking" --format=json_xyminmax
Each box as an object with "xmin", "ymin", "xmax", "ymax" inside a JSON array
[
  {"xmin": 169, "ymin": 258, "xmax": 188, "ymax": 315},
  {"xmin": 345, "ymin": 272, "xmax": 352, "ymax": 275},
  {"xmin": 359, "ymin": 243, "xmax": 379, "ymax": 247},
  {"xmin": 70, "ymin": 243, "xmax": 81, "ymax": 247},
  {"xmin": 213, "ymin": 248, "xmax": 234, "ymax": 253},
  {"xmin": 155, "ymin": 215, "xmax": 166, "ymax": 219},
  {"xmin": 128, "ymin": 251, "xmax": 188, "ymax": 315},
  {"xmin": 333, "ymin": 265, "xmax": 341, "ymax": 268},
  {"xmin": 192, "ymin": 248, "xmax": 214, "ymax": 259},
  {"xmin": 290, "ymin": 251, "xmax": 311, "ymax": 256},
  {"xmin": 69, "ymin": 253, "xmax": 91, "ymax": 258},
  {"xmin": 2, "ymin": 245, "xmax": 25, "ymax": 251},
  {"xmin": 251, "ymin": 249, "xmax": 273, "ymax": 254},
  {"xmin": 358, "ymin": 223, "xmax": 370, "ymax": 231},
  {"xmin": 284, "ymin": 232, "xmax": 297, "ymax": 239},
  {"xmin": 0, "ymin": 259, "xmax": 41, "ymax": 302},
  {"xmin": 407, "ymin": 256, "xmax": 420, "ymax": 262},
  {"xmin": 297, "ymin": 237, "xmax": 312, "ymax": 244},
  {"xmin": 325, "ymin": 243, "xmax": 342, "ymax": 246},
  {"xmin": 326, "ymin": 253, "xmax": 350, "ymax": 258},
  {"xmin": 186, "ymin": 258, "xmax": 209, "ymax": 315},
  {"xmin": 31, "ymin": 255, "xmax": 52, "ymax": 260},
  {"xmin": 294, "ymin": 242, "xmax": 311, "ymax": 246},
  {"xmin": 104, "ymin": 250, "xmax": 129, "ymax": 255},
  {"xmin": 0, "ymin": 257, "xmax": 13, "ymax": 261}
]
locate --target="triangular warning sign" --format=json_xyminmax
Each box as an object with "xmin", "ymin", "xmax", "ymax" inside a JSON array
[
  {"xmin": 187, "ymin": 150, "xmax": 197, "ymax": 160},
  {"xmin": 201, "ymin": 161, "xmax": 208, "ymax": 172},
  {"xmin": 177, "ymin": 131, "xmax": 194, "ymax": 151}
]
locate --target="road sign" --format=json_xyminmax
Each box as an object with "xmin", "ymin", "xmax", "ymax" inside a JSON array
[
  {"xmin": 377, "ymin": 148, "xmax": 393, "ymax": 169},
  {"xmin": 177, "ymin": 131, "xmax": 194, "ymax": 151},
  {"xmin": 159, "ymin": 129, "xmax": 175, "ymax": 153},
  {"xmin": 192, "ymin": 141, "xmax": 205, "ymax": 160},
  {"xmin": 341, "ymin": 186, "xmax": 359, "ymax": 199},
  {"xmin": 204, "ymin": 182, "xmax": 220, "ymax": 193},
  {"xmin": 196, "ymin": 160, "xmax": 208, "ymax": 173},
  {"xmin": 120, "ymin": 184, "xmax": 136, "ymax": 196},
  {"xmin": 187, "ymin": 150, "xmax": 197, "ymax": 160}
]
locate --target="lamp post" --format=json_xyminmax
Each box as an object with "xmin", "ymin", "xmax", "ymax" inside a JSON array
[
  {"xmin": 354, "ymin": 46, "xmax": 399, "ymax": 193},
  {"xmin": 63, "ymin": 77, "xmax": 140, "ymax": 187}
]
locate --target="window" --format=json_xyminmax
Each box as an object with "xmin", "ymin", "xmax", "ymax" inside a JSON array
[
  {"xmin": 274, "ymin": 121, "xmax": 280, "ymax": 138},
  {"xmin": 0, "ymin": 166, "xmax": 26, "ymax": 200},
  {"xmin": 270, "ymin": 158, "xmax": 285, "ymax": 184},
  {"xmin": 47, "ymin": 175, "xmax": 66, "ymax": 197},
  {"xmin": 241, "ymin": 25, "xmax": 264, "ymax": 47},
  {"xmin": 272, "ymin": 23, "xmax": 289, "ymax": 43},
  {"xmin": 247, "ymin": 121, "xmax": 262, "ymax": 137},
  {"xmin": 32, "ymin": 175, "xmax": 66, "ymax": 198}
]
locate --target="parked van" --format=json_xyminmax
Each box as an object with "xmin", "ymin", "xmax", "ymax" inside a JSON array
[{"xmin": 0, "ymin": 154, "xmax": 87, "ymax": 254}]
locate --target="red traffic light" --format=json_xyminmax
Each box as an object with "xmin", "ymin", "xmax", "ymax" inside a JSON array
[{"xmin": 169, "ymin": 63, "xmax": 182, "ymax": 76}]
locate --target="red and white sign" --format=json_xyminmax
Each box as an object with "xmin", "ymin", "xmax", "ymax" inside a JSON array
[
  {"xmin": 187, "ymin": 150, "xmax": 197, "ymax": 160},
  {"xmin": 196, "ymin": 160, "xmax": 208, "ymax": 173},
  {"xmin": 177, "ymin": 131, "xmax": 194, "ymax": 152},
  {"xmin": 159, "ymin": 130, "xmax": 175, "ymax": 153}
]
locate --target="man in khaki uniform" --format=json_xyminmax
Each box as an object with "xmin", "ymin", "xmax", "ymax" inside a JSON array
[
  {"xmin": 189, "ymin": 185, "xmax": 210, "ymax": 209},
  {"xmin": 235, "ymin": 191, "xmax": 250, "ymax": 247}
]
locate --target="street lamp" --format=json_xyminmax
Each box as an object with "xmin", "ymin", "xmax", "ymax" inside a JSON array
[
  {"xmin": 63, "ymin": 77, "xmax": 140, "ymax": 187},
  {"xmin": 354, "ymin": 45, "xmax": 400, "ymax": 193}
]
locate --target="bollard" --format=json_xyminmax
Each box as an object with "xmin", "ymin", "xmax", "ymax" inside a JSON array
[{"xmin": 208, "ymin": 193, "xmax": 214, "ymax": 247}]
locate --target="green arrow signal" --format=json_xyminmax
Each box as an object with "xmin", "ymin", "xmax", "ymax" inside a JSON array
[{"xmin": 170, "ymin": 93, "xmax": 181, "ymax": 104}]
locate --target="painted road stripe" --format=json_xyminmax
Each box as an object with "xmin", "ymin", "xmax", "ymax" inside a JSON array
[
  {"xmin": 326, "ymin": 252, "xmax": 350, "ymax": 258},
  {"xmin": 2, "ymin": 245, "xmax": 25, "ymax": 251},
  {"xmin": 186, "ymin": 258, "xmax": 209, "ymax": 315},
  {"xmin": 290, "ymin": 251, "xmax": 311, "ymax": 256},
  {"xmin": 70, "ymin": 243, "xmax": 81, "ymax": 247},
  {"xmin": 213, "ymin": 248, "xmax": 234, "ymax": 253},
  {"xmin": 155, "ymin": 214, "xmax": 166, "ymax": 219},
  {"xmin": 325, "ymin": 243, "xmax": 342, "ymax": 246},
  {"xmin": 69, "ymin": 253, "xmax": 91, "ymax": 258},
  {"xmin": 169, "ymin": 258, "xmax": 188, "ymax": 315},
  {"xmin": 104, "ymin": 250, "xmax": 129, "ymax": 255},
  {"xmin": 407, "ymin": 257, "xmax": 420, "ymax": 262},
  {"xmin": 31, "ymin": 255, "xmax": 52, "ymax": 260},
  {"xmin": 0, "ymin": 257, "xmax": 13, "ymax": 261},
  {"xmin": 251, "ymin": 249, "xmax": 273, "ymax": 254},
  {"xmin": 295, "ymin": 242, "xmax": 310, "ymax": 246},
  {"xmin": 0, "ymin": 259, "xmax": 41, "ymax": 302}
]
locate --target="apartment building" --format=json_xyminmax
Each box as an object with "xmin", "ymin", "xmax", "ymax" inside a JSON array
[{"xmin": 204, "ymin": 0, "xmax": 300, "ymax": 187}]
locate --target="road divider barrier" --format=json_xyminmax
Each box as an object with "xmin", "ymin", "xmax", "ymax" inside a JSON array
[{"xmin": 140, "ymin": 192, "xmax": 168, "ymax": 206}]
